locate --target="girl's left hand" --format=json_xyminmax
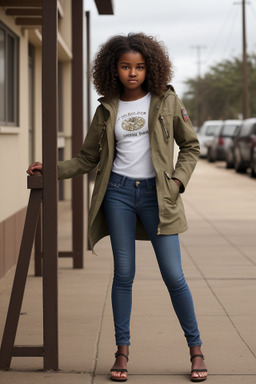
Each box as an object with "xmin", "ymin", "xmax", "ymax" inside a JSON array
[{"xmin": 172, "ymin": 178, "xmax": 183, "ymax": 190}]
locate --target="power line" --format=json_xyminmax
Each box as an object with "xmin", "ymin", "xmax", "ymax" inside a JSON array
[
  {"xmin": 222, "ymin": 4, "xmax": 240, "ymax": 59},
  {"xmin": 205, "ymin": 3, "xmax": 237, "ymax": 65},
  {"xmin": 248, "ymin": 1, "xmax": 256, "ymax": 18}
]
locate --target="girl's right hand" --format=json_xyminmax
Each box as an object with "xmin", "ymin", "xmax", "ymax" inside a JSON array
[{"xmin": 27, "ymin": 161, "xmax": 43, "ymax": 175}]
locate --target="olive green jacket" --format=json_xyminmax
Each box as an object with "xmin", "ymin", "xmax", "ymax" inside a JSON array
[{"xmin": 58, "ymin": 86, "xmax": 200, "ymax": 249}]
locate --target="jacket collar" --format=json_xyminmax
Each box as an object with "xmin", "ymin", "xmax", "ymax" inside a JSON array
[
  {"xmin": 98, "ymin": 96, "xmax": 119, "ymax": 117},
  {"xmin": 98, "ymin": 85, "xmax": 175, "ymax": 125}
]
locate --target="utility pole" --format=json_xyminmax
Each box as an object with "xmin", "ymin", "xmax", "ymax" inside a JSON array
[
  {"xmin": 191, "ymin": 45, "xmax": 206, "ymax": 126},
  {"xmin": 242, "ymin": 0, "xmax": 249, "ymax": 118},
  {"xmin": 191, "ymin": 45, "xmax": 206, "ymax": 79}
]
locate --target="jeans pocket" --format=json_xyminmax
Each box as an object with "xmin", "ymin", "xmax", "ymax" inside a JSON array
[
  {"xmin": 107, "ymin": 181, "xmax": 121, "ymax": 190},
  {"xmin": 148, "ymin": 183, "xmax": 157, "ymax": 192},
  {"xmin": 107, "ymin": 174, "xmax": 122, "ymax": 190}
]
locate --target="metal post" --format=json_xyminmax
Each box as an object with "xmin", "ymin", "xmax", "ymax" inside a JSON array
[
  {"xmin": 71, "ymin": 0, "xmax": 84, "ymax": 267},
  {"xmin": 42, "ymin": 0, "xmax": 58, "ymax": 370}
]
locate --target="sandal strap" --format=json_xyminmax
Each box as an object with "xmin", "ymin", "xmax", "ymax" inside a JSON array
[
  {"xmin": 191, "ymin": 369, "xmax": 208, "ymax": 373},
  {"xmin": 190, "ymin": 354, "xmax": 204, "ymax": 363},
  {"xmin": 115, "ymin": 352, "xmax": 129, "ymax": 362},
  {"xmin": 110, "ymin": 368, "xmax": 128, "ymax": 373}
]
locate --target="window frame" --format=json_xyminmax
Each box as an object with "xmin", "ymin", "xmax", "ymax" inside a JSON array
[{"xmin": 0, "ymin": 21, "xmax": 19, "ymax": 128}]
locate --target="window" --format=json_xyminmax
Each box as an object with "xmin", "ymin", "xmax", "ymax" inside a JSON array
[
  {"xmin": 0, "ymin": 22, "xmax": 19, "ymax": 126},
  {"xmin": 240, "ymin": 122, "xmax": 253, "ymax": 137},
  {"xmin": 58, "ymin": 61, "xmax": 63, "ymax": 133},
  {"xmin": 222, "ymin": 124, "xmax": 241, "ymax": 137}
]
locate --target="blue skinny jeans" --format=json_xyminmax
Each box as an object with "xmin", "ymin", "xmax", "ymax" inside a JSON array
[{"xmin": 103, "ymin": 172, "xmax": 202, "ymax": 348}]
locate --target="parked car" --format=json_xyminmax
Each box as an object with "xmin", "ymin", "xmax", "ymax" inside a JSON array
[
  {"xmin": 226, "ymin": 125, "xmax": 243, "ymax": 168},
  {"xmin": 207, "ymin": 120, "xmax": 242, "ymax": 162},
  {"xmin": 251, "ymin": 141, "xmax": 256, "ymax": 178},
  {"xmin": 233, "ymin": 117, "xmax": 256, "ymax": 173},
  {"xmin": 197, "ymin": 120, "xmax": 223, "ymax": 157}
]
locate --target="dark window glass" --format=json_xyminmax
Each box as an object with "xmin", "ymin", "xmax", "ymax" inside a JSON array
[
  {"xmin": 0, "ymin": 28, "xmax": 5, "ymax": 122},
  {"xmin": 222, "ymin": 124, "xmax": 241, "ymax": 137},
  {"xmin": 0, "ymin": 23, "xmax": 19, "ymax": 126},
  {"xmin": 7, "ymin": 34, "xmax": 15, "ymax": 122}
]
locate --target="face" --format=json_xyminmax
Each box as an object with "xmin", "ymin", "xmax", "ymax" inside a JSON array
[{"xmin": 117, "ymin": 51, "xmax": 147, "ymax": 92}]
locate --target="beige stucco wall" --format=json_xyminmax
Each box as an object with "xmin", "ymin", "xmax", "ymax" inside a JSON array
[
  {"xmin": 0, "ymin": 2, "xmax": 75, "ymax": 278},
  {"xmin": 0, "ymin": 1, "xmax": 74, "ymax": 225},
  {"xmin": 34, "ymin": 47, "xmax": 42, "ymax": 163},
  {"xmin": 59, "ymin": 0, "xmax": 72, "ymax": 53},
  {"xmin": 0, "ymin": 9, "xmax": 30, "ymax": 222},
  {"xmin": 61, "ymin": 61, "xmax": 72, "ymax": 200}
]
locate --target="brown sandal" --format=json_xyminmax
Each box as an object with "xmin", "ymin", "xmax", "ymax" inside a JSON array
[
  {"xmin": 190, "ymin": 354, "xmax": 207, "ymax": 382},
  {"xmin": 110, "ymin": 353, "xmax": 129, "ymax": 382}
]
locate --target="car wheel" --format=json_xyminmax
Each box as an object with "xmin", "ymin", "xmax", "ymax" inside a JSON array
[
  {"xmin": 234, "ymin": 151, "xmax": 247, "ymax": 173},
  {"xmin": 226, "ymin": 150, "xmax": 234, "ymax": 168},
  {"xmin": 207, "ymin": 147, "xmax": 215, "ymax": 163},
  {"xmin": 251, "ymin": 157, "xmax": 256, "ymax": 178}
]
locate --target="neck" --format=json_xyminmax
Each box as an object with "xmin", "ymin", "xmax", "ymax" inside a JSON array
[{"xmin": 120, "ymin": 89, "xmax": 147, "ymax": 101}]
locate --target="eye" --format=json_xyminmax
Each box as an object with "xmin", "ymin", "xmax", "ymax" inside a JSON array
[
  {"xmin": 121, "ymin": 65, "xmax": 129, "ymax": 69},
  {"xmin": 137, "ymin": 66, "xmax": 145, "ymax": 70}
]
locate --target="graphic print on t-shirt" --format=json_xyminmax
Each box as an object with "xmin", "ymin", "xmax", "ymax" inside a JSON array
[{"xmin": 121, "ymin": 115, "xmax": 146, "ymax": 131}]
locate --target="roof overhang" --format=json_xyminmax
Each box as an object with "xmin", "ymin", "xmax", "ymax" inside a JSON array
[
  {"xmin": 0, "ymin": 0, "xmax": 114, "ymax": 28},
  {"xmin": 94, "ymin": 0, "xmax": 114, "ymax": 15}
]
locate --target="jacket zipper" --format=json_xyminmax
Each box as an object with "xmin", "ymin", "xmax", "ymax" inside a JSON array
[
  {"xmin": 159, "ymin": 115, "xmax": 170, "ymax": 142},
  {"xmin": 164, "ymin": 171, "xmax": 171, "ymax": 180},
  {"xmin": 98, "ymin": 121, "xmax": 107, "ymax": 152}
]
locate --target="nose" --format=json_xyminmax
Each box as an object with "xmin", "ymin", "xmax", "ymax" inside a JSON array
[{"xmin": 129, "ymin": 68, "xmax": 137, "ymax": 77}]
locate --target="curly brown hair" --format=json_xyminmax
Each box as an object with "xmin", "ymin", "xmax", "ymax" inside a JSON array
[{"xmin": 91, "ymin": 33, "xmax": 173, "ymax": 98}]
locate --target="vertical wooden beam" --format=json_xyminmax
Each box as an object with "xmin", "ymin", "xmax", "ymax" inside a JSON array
[
  {"xmin": 0, "ymin": 182, "xmax": 42, "ymax": 370},
  {"xmin": 42, "ymin": 0, "xmax": 58, "ymax": 370},
  {"xmin": 34, "ymin": 208, "xmax": 42, "ymax": 276},
  {"xmin": 86, "ymin": 10, "xmax": 93, "ymax": 250},
  {"xmin": 72, "ymin": 0, "xmax": 84, "ymax": 267},
  {"xmin": 86, "ymin": 11, "xmax": 91, "ymax": 127}
]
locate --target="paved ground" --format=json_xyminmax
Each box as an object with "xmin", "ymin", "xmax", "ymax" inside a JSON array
[{"xmin": 0, "ymin": 159, "xmax": 256, "ymax": 383}]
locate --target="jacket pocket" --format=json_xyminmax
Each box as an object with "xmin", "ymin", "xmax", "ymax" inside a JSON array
[
  {"xmin": 159, "ymin": 115, "xmax": 170, "ymax": 142},
  {"xmin": 164, "ymin": 171, "xmax": 179, "ymax": 204}
]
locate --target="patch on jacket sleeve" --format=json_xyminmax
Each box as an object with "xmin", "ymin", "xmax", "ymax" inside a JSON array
[{"xmin": 181, "ymin": 108, "xmax": 189, "ymax": 122}]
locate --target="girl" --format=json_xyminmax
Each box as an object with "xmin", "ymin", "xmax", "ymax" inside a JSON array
[{"xmin": 27, "ymin": 33, "xmax": 207, "ymax": 382}]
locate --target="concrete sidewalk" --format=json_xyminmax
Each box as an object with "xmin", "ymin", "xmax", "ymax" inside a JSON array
[{"xmin": 0, "ymin": 159, "xmax": 256, "ymax": 383}]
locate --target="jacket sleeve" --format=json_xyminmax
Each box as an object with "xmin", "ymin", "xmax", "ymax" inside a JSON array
[
  {"xmin": 172, "ymin": 96, "xmax": 200, "ymax": 192},
  {"xmin": 58, "ymin": 105, "xmax": 104, "ymax": 180}
]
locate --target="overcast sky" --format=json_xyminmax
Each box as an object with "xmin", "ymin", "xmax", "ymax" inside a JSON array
[{"xmin": 84, "ymin": 0, "xmax": 256, "ymax": 103}]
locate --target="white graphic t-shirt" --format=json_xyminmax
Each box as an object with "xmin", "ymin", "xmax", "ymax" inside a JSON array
[{"xmin": 112, "ymin": 93, "xmax": 156, "ymax": 178}]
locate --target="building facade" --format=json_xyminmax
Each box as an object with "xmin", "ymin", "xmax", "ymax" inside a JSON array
[{"xmin": 0, "ymin": 0, "xmax": 113, "ymax": 279}]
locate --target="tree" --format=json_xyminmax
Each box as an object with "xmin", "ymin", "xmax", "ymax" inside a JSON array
[{"xmin": 182, "ymin": 54, "xmax": 256, "ymax": 127}]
